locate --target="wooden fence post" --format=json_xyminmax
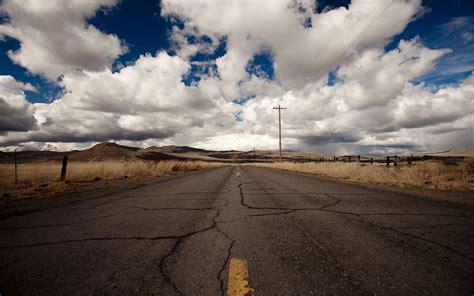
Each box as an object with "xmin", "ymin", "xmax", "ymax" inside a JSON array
[
  {"xmin": 370, "ymin": 157, "xmax": 373, "ymax": 165},
  {"xmin": 14, "ymin": 151, "xmax": 18, "ymax": 184},
  {"xmin": 348, "ymin": 156, "xmax": 351, "ymax": 162},
  {"xmin": 60, "ymin": 154, "xmax": 68, "ymax": 181},
  {"xmin": 358, "ymin": 155, "xmax": 361, "ymax": 162},
  {"xmin": 386, "ymin": 156, "xmax": 390, "ymax": 167}
]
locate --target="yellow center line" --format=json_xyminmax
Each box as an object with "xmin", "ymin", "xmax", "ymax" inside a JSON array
[{"xmin": 227, "ymin": 258, "xmax": 254, "ymax": 296}]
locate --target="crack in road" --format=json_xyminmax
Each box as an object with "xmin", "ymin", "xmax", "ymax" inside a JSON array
[
  {"xmin": 0, "ymin": 257, "xmax": 22, "ymax": 271},
  {"xmin": 236, "ymin": 182, "xmax": 473, "ymax": 219},
  {"xmin": 396, "ymin": 223, "xmax": 474, "ymax": 229},
  {"xmin": 158, "ymin": 206, "xmax": 235, "ymax": 296},
  {"xmin": 0, "ymin": 204, "xmax": 232, "ymax": 233},
  {"xmin": 236, "ymin": 168, "xmax": 474, "ymax": 265},
  {"xmin": 2, "ymin": 166, "xmax": 473, "ymax": 295},
  {"xmin": 0, "ymin": 169, "xmax": 229, "ymax": 221},
  {"xmin": 2, "ymin": 167, "xmax": 236, "ymax": 295},
  {"xmin": 218, "ymin": 238, "xmax": 235, "ymax": 296},
  {"xmin": 114, "ymin": 205, "xmax": 222, "ymax": 211},
  {"xmin": 0, "ymin": 210, "xmax": 144, "ymax": 231},
  {"xmin": 349, "ymin": 216, "xmax": 474, "ymax": 263},
  {"xmin": 0, "ymin": 212, "xmax": 221, "ymax": 250},
  {"xmin": 230, "ymin": 202, "xmax": 474, "ymax": 263},
  {"xmin": 0, "ymin": 236, "xmax": 181, "ymax": 249},
  {"xmin": 160, "ymin": 238, "xmax": 183, "ymax": 296},
  {"xmin": 240, "ymin": 169, "xmax": 372, "ymax": 293},
  {"xmin": 319, "ymin": 195, "xmax": 342, "ymax": 210},
  {"xmin": 157, "ymin": 171, "xmax": 236, "ymax": 296},
  {"xmin": 243, "ymin": 192, "xmax": 381, "ymax": 196},
  {"xmin": 85, "ymin": 193, "xmax": 133, "ymax": 209},
  {"xmin": 214, "ymin": 207, "xmax": 235, "ymax": 296}
]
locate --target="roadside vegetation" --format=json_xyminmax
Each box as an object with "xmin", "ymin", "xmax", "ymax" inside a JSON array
[
  {"xmin": 0, "ymin": 160, "xmax": 224, "ymax": 201},
  {"xmin": 252, "ymin": 159, "xmax": 474, "ymax": 190}
]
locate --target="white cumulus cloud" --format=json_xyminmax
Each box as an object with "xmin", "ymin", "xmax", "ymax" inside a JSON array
[
  {"xmin": 0, "ymin": 0, "xmax": 472, "ymax": 154},
  {"xmin": 0, "ymin": 0, "xmax": 125, "ymax": 80}
]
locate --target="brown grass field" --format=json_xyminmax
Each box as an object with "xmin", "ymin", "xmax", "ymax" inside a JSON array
[
  {"xmin": 0, "ymin": 160, "xmax": 224, "ymax": 201},
  {"xmin": 251, "ymin": 159, "xmax": 474, "ymax": 190},
  {"xmin": 1, "ymin": 156, "xmax": 473, "ymax": 204}
]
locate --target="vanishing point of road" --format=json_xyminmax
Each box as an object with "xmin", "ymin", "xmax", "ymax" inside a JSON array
[{"xmin": 1, "ymin": 166, "xmax": 473, "ymax": 295}]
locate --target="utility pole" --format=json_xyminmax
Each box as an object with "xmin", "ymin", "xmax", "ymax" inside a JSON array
[
  {"xmin": 273, "ymin": 105, "xmax": 286, "ymax": 162},
  {"xmin": 14, "ymin": 150, "xmax": 17, "ymax": 184}
]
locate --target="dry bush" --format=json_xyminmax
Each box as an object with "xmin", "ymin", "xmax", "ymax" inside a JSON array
[
  {"xmin": 0, "ymin": 160, "xmax": 224, "ymax": 200},
  {"xmin": 252, "ymin": 159, "xmax": 474, "ymax": 190}
]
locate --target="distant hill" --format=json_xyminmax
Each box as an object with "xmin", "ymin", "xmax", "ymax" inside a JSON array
[
  {"xmin": 147, "ymin": 145, "xmax": 212, "ymax": 154},
  {"xmin": 0, "ymin": 142, "xmax": 471, "ymax": 164},
  {"xmin": 0, "ymin": 151, "xmax": 63, "ymax": 163},
  {"xmin": 0, "ymin": 142, "xmax": 327, "ymax": 163},
  {"xmin": 421, "ymin": 150, "xmax": 474, "ymax": 157},
  {"xmin": 68, "ymin": 142, "xmax": 139, "ymax": 161},
  {"xmin": 0, "ymin": 151, "xmax": 13, "ymax": 159}
]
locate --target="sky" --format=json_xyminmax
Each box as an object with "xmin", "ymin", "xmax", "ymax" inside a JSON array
[{"xmin": 0, "ymin": 0, "xmax": 473, "ymax": 155}]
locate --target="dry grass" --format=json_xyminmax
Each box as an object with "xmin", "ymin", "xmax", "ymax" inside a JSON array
[
  {"xmin": 252, "ymin": 159, "xmax": 474, "ymax": 190},
  {"xmin": 0, "ymin": 160, "xmax": 225, "ymax": 201}
]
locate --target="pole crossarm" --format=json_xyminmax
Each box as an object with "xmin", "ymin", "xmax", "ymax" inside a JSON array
[{"xmin": 273, "ymin": 105, "xmax": 286, "ymax": 162}]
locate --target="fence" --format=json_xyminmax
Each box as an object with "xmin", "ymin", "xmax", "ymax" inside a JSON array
[
  {"xmin": 264, "ymin": 154, "xmax": 467, "ymax": 166},
  {"xmin": 0, "ymin": 154, "xmax": 225, "ymax": 194},
  {"xmin": 0, "ymin": 151, "xmax": 468, "ymax": 185},
  {"xmin": 0, "ymin": 154, "xmax": 69, "ymax": 185}
]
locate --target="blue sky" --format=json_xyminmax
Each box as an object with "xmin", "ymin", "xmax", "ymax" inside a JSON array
[{"xmin": 0, "ymin": 0, "xmax": 472, "ymax": 153}]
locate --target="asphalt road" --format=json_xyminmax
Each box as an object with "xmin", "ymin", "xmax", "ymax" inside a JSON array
[{"xmin": 0, "ymin": 166, "xmax": 473, "ymax": 295}]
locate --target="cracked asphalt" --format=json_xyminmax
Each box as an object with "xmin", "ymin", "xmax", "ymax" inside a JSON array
[{"xmin": 0, "ymin": 165, "xmax": 473, "ymax": 295}]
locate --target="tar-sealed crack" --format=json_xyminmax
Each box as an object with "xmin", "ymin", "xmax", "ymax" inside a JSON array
[
  {"xmin": 0, "ymin": 257, "xmax": 21, "ymax": 271},
  {"xmin": 0, "ymin": 234, "xmax": 190, "ymax": 250},
  {"xmin": 160, "ymin": 238, "xmax": 183, "ymax": 296},
  {"xmin": 2, "ymin": 169, "xmax": 235, "ymax": 295},
  {"xmin": 85, "ymin": 193, "xmax": 133, "ymax": 209},
  {"xmin": 236, "ymin": 167, "xmax": 474, "ymax": 265},
  {"xmin": 237, "ymin": 181, "xmax": 336, "ymax": 211},
  {"xmin": 349, "ymin": 216, "xmax": 474, "ymax": 263},
  {"xmin": 115, "ymin": 205, "xmax": 222, "ymax": 211},
  {"xmin": 212, "ymin": 184, "xmax": 235, "ymax": 296},
  {"xmin": 158, "ymin": 197, "xmax": 235, "ymax": 296},
  {"xmin": 218, "ymin": 238, "xmax": 235, "ymax": 296},
  {"xmin": 319, "ymin": 195, "xmax": 342, "ymax": 210},
  {"xmin": 396, "ymin": 223, "xmax": 474, "ymax": 229},
  {"xmin": 3, "ymin": 166, "xmax": 473, "ymax": 294},
  {"xmin": 0, "ymin": 209, "xmax": 144, "ymax": 231},
  {"xmin": 154, "ymin": 209, "xmax": 223, "ymax": 296}
]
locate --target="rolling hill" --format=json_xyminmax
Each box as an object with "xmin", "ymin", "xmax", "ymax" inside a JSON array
[
  {"xmin": 0, "ymin": 142, "xmax": 324, "ymax": 163},
  {"xmin": 1, "ymin": 143, "xmax": 472, "ymax": 164},
  {"xmin": 68, "ymin": 142, "xmax": 139, "ymax": 161}
]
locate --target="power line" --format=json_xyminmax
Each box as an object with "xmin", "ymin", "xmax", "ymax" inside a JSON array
[
  {"xmin": 294, "ymin": 0, "xmax": 394, "ymax": 88},
  {"xmin": 293, "ymin": 3, "xmax": 351, "ymax": 83},
  {"xmin": 272, "ymin": 1, "xmax": 394, "ymax": 155},
  {"xmin": 325, "ymin": 0, "xmax": 394, "ymax": 73}
]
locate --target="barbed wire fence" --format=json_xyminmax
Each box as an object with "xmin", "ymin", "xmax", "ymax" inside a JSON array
[{"xmin": 0, "ymin": 153, "xmax": 68, "ymax": 187}]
